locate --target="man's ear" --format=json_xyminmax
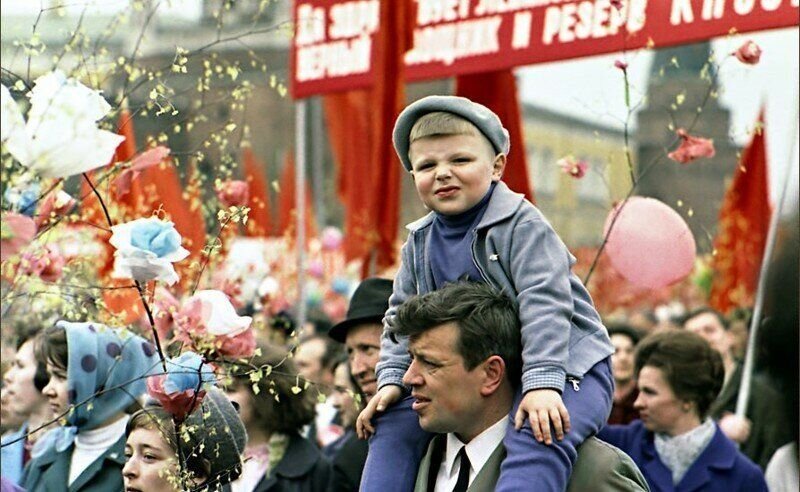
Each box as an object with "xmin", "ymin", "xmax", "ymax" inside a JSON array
[
  {"xmin": 491, "ymin": 154, "xmax": 506, "ymax": 181},
  {"xmin": 479, "ymin": 355, "xmax": 506, "ymax": 397}
]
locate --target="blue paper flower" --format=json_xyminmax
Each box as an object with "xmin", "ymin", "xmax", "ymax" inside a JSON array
[
  {"xmin": 163, "ymin": 351, "xmax": 216, "ymax": 394},
  {"xmin": 4, "ymin": 181, "xmax": 40, "ymax": 217}
]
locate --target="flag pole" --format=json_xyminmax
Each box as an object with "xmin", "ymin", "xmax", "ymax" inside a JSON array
[
  {"xmin": 296, "ymin": 99, "xmax": 308, "ymax": 333},
  {"xmin": 736, "ymin": 103, "xmax": 800, "ymax": 417}
]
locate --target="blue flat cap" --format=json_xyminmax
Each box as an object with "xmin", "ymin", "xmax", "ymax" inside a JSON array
[{"xmin": 392, "ymin": 95, "xmax": 510, "ymax": 172}]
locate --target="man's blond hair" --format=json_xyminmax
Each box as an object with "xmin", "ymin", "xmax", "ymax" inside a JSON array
[{"xmin": 409, "ymin": 112, "xmax": 495, "ymax": 156}]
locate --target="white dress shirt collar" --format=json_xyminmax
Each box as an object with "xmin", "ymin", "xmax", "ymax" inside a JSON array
[{"xmin": 436, "ymin": 416, "xmax": 508, "ymax": 492}]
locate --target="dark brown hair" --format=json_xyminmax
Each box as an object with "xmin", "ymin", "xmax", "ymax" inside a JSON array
[
  {"xmin": 635, "ymin": 330, "xmax": 724, "ymax": 418},
  {"xmin": 394, "ymin": 282, "xmax": 522, "ymax": 387},
  {"xmin": 36, "ymin": 325, "xmax": 69, "ymax": 372},
  {"xmin": 231, "ymin": 343, "xmax": 315, "ymax": 435}
]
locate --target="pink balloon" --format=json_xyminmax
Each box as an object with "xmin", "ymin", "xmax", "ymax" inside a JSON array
[{"xmin": 603, "ymin": 197, "xmax": 696, "ymax": 289}]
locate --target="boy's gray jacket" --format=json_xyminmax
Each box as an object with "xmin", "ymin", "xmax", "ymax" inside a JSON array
[{"xmin": 376, "ymin": 182, "xmax": 614, "ymax": 393}]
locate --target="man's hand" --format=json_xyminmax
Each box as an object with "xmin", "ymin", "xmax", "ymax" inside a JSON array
[
  {"xmin": 514, "ymin": 389, "xmax": 571, "ymax": 445},
  {"xmin": 356, "ymin": 385, "xmax": 402, "ymax": 440},
  {"xmin": 719, "ymin": 413, "xmax": 751, "ymax": 443}
]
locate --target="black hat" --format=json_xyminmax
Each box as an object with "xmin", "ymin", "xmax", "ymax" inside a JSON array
[{"xmin": 329, "ymin": 278, "xmax": 393, "ymax": 343}]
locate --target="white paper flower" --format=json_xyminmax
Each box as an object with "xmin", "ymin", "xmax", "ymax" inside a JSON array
[
  {"xmin": 109, "ymin": 217, "xmax": 189, "ymax": 285},
  {"xmin": 180, "ymin": 290, "xmax": 252, "ymax": 337},
  {"xmin": 0, "ymin": 71, "xmax": 124, "ymax": 178}
]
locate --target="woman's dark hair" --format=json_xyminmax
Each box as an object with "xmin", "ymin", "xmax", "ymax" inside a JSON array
[
  {"xmin": 231, "ymin": 343, "xmax": 315, "ymax": 435},
  {"xmin": 635, "ymin": 330, "xmax": 724, "ymax": 419},
  {"xmin": 35, "ymin": 325, "xmax": 69, "ymax": 372},
  {"xmin": 607, "ymin": 323, "xmax": 641, "ymax": 346},
  {"xmin": 14, "ymin": 321, "xmax": 50, "ymax": 392}
]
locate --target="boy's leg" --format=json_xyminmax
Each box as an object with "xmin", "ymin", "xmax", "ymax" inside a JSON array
[
  {"xmin": 360, "ymin": 395, "xmax": 433, "ymax": 492},
  {"xmin": 496, "ymin": 358, "xmax": 614, "ymax": 492}
]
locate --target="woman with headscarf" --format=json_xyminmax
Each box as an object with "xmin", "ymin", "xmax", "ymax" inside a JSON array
[
  {"xmin": 598, "ymin": 330, "xmax": 768, "ymax": 492},
  {"xmin": 22, "ymin": 321, "xmax": 159, "ymax": 491}
]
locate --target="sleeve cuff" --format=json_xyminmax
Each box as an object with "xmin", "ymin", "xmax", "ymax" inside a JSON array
[
  {"xmin": 522, "ymin": 366, "xmax": 566, "ymax": 393},
  {"xmin": 376, "ymin": 367, "xmax": 408, "ymax": 391}
]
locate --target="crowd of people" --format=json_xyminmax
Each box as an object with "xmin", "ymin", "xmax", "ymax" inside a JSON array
[{"xmin": 1, "ymin": 95, "xmax": 797, "ymax": 492}]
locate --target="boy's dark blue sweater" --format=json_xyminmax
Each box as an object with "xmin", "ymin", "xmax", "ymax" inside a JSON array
[{"xmin": 429, "ymin": 183, "xmax": 496, "ymax": 289}]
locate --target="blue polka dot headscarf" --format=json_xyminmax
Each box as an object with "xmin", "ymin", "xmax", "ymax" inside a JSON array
[{"xmin": 33, "ymin": 320, "xmax": 160, "ymax": 457}]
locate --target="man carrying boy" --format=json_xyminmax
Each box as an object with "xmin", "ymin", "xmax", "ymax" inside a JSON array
[{"xmin": 356, "ymin": 96, "xmax": 615, "ymax": 491}]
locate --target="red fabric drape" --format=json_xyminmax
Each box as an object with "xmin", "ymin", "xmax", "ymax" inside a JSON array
[
  {"xmin": 709, "ymin": 111, "xmax": 771, "ymax": 314},
  {"xmin": 277, "ymin": 153, "xmax": 317, "ymax": 238},
  {"xmin": 322, "ymin": 1, "xmax": 409, "ymax": 276},
  {"xmin": 456, "ymin": 70, "xmax": 535, "ymax": 203},
  {"xmin": 243, "ymin": 148, "xmax": 275, "ymax": 237}
]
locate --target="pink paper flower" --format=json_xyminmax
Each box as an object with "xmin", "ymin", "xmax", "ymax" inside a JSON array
[
  {"xmin": 614, "ymin": 59, "xmax": 628, "ymax": 71},
  {"xmin": 610, "ymin": 0, "xmax": 623, "ymax": 10},
  {"xmin": 320, "ymin": 226, "xmax": 343, "ymax": 251},
  {"xmin": 557, "ymin": 156, "xmax": 589, "ymax": 179},
  {"xmin": 19, "ymin": 246, "xmax": 65, "ymax": 282},
  {"xmin": 733, "ymin": 40, "xmax": 762, "ymax": 65},
  {"xmin": 0, "ymin": 213, "xmax": 37, "ymax": 262},
  {"xmin": 146, "ymin": 352, "xmax": 214, "ymax": 421},
  {"xmin": 35, "ymin": 190, "xmax": 76, "ymax": 228},
  {"xmin": 174, "ymin": 290, "xmax": 255, "ymax": 358},
  {"xmin": 668, "ymin": 129, "xmax": 716, "ymax": 164},
  {"xmin": 113, "ymin": 146, "xmax": 171, "ymax": 199},
  {"xmin": 216, "ymin": 180, "xmax": 250, "ymax": 208}
]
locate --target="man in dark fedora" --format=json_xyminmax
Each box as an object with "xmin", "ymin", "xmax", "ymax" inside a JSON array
[{"xmin": 326, "ymin": 277, "xmax": 393, "ymax": 491}]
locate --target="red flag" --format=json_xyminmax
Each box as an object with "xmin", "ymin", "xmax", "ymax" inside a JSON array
[
  {"xmin": 323, "ymin": 2, "xmax": 408, "ymax": 276},
  {"xmin": 323, "ymin": 91, "xmax": 376, "ymax": 265},
  {"xmin": 277, "ymin": 153, "xmax": 317, "ymax": 238},
  {"xmin": 242, "ymin": 148, "xmax": 275, "ymax": 237},
  {"xmin": 709, "ymin": 111, "xmax": 771, "ymax": 314},
  {"xmin": 456, "ymin": 70, "xmax": 534, "ymax": 203},
  {"xmin": 368, "ymin": 0, "xmax": 407, "ymax": 272}
]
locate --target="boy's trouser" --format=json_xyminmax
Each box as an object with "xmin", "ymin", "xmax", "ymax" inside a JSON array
[
  {"xmin": 360, "ymin": 394, "xmax": 433, "ymax": 492},
  {"xmin": 361, "ymin": 357, "xmax": 613, "ymax": 492},
  {"xmin": 498, "ymin": 357, "xmax": 614, "ymax": 492}
]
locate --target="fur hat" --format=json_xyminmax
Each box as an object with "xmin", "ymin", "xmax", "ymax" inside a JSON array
[{"xmin": 392, "ymin": 95, "xmax": 510, "ymax": 172}]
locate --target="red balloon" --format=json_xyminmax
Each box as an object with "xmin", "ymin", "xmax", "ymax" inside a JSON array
[{"xmin": 603, "ymin": 197, "xmax": 696, "ymax": 289}]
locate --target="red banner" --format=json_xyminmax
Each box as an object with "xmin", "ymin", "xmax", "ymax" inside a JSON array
[{"xmin": 291, "ymin": 0, "xmax": 798, "ymax": 98}]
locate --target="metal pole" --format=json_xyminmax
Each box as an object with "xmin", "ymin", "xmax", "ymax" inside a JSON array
[
  {"xmin": 312, "ymin": 97, "xmax": 326, "ymax": 227},
  {"xmin": 735, "ymin": 102, "xmax": 800, "ymax": 417},
  {"xmin": 296, "ymin": 100, "xmax": 308, "ymax": 334}
]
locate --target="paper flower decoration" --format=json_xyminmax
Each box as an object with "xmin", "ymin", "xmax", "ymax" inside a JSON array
[
  {"xmin": 557, "ymin": 155, "xmax": 589, "ymax": 179},
  {"xmin": 19, "ymin": 246, "xmax": 65, "ymax": 282},
  {"xmin": 174, "ymin": 290, "xmax": 255, "ymax": 358},
  {"xmin": 667, "ymin": 129, "xmax": 716, "ymax": 164},
  {"xmin": 113, "ymin": 146, "xmax": 170, "ymax": 199},
  {"xmin": 146, "ymin": 351, "xmax": 216, "ymax": 421},
  {"xmin": 0, "ymin": 213, "xmax": 37, "ymax": 262},
  {"xmin": 35, "ymin": 190, "xmax": 76, "ymax": 228},
  {"xmin": 0, "ymin": 71, "xmax": 124, "ymax": 178},
  {"xmin": 109, "ymin": 217, "xmax": 189, "ymax": 285},
  {"xmin": 216, "ymin": 180, "xmax": 250, "ymax": 207},
  {"xmin": 3, "ymin": 181, "xmax": 40, "ymax": 217},
  {"xmin": 733, "ymin": 40, "xmax": 762, "ymax": 65}
]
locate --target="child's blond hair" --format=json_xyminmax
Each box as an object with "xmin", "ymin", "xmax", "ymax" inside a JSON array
[{"xmin": 409, "ymin": 112, "xmax": 495, "ymax": 156}]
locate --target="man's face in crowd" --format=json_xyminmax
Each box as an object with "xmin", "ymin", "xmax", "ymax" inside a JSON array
[
  {"xmin": 610, "ymin": 334, "xmax": 636, "ymax": 384},
  {"xmin": 294, "ymin": 338, "xmax": 330, "ymax": 387},
  {"xmin": 330, "ymin": 363, "xmax": 359, "ymax": 427},
  {"xmin": 402, "ymin": 322, "xmax": 486, "ymax": 441},
  {"xmin": 344, "ymin": 323, "xmax": 382, "ymax": 401},
  {"xmin": 684, "ymin": 312, "xmax": 732, "ymax": 357},
  {"xmin": 2, "ymin": 339, "xmax": 47, "ymax": 422}
]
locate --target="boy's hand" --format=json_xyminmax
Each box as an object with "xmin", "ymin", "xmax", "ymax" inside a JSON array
[
  {"xmin": 356, "ymin": 385, "xmax": 403, "ymax": 440},
  {"xmin": 514, "ymin": 389, "xmax": 571, "ymax": 445}
]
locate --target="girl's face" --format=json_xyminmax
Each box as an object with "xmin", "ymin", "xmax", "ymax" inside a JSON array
[
  {"xmin": 224, "ymin": 382, "xmax": 255, "ymax": 428},
  {"xmin": 123, "ymin": 427, "xmax": 180, "ymax": 492},
  {"xmin": 2, "ymin": 340, "xmax": 47, "ymax": 420},
  {"xmin": 41, "ymin": 362, "xmax": 69, "ymax": 420}
]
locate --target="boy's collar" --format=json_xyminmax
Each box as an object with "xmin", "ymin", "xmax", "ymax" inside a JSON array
[{"xmin": 406, "ymin": 181, "xmax": 524, "ymax": 232}]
